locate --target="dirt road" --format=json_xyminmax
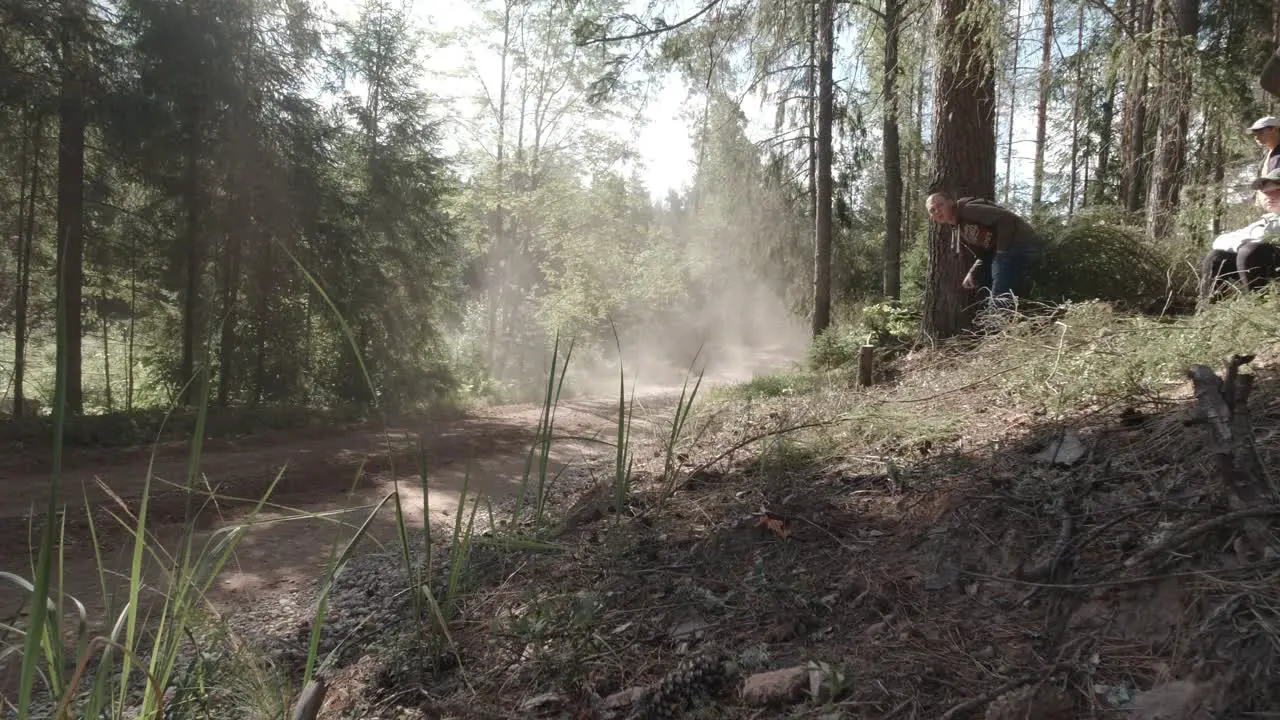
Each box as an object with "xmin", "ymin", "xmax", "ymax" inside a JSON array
[
  {"xmin": 0, "ymin": 395, "xmax": 664, "ymax": 609},
  {"xmin": 0, "ymin": 340, "xmax": 802, "ymax": 705}
]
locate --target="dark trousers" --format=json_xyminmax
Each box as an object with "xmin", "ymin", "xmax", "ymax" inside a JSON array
[{"xmin": 1199, "ymin": 242, "xmax": 1280, "ymax": 298}]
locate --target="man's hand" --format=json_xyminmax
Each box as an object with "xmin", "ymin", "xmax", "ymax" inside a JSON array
[{"xmin": 962, "ymin": 272, "xmax": 976, "ymax": 290}]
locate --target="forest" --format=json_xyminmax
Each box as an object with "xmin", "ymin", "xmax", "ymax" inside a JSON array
[{"xmin": 0, "ymin": 0, "xmax": 1277, "ymax": 423}]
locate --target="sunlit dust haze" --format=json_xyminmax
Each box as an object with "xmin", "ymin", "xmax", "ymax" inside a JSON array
[
  {"xmin": 560, "ymin": 271, "xmax": 812, "ymax": 401},
  {"xmin": 316, "ymin": 0, "xmax": 815, "ymax": 402}
]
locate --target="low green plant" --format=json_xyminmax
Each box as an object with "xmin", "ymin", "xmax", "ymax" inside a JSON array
[
  {"xmin": 861, "ymin": 301, "xmax": 919, "ymax": 343},
  {"xmin": 657, "ymin": 354, "xmax": 706, "ymax": 512},
  {"xmin": 609, "ymin": 328, "xmax": 636, "ymax": 526}
]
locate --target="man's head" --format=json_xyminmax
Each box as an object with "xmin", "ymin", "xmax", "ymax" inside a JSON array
[
  {"xmin": 1253, "ymin": 168, "xmax": 1280, "ymax": 212},
  {"xmin": 927, "ymin": 191, "xmax": 957, "ymax": 224},
  {"xmin": 1250, "ymin": 116, "xmax": 1280, "ymax": 150}
]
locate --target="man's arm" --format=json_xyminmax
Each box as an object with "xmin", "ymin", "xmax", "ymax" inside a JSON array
[{"xmin": 956, "ymin": 201, "xmax": 1019, "ymax": 252}]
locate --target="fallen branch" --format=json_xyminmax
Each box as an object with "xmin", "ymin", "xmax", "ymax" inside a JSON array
[
  {"xmin": 940, "ymin": 652, "xmax": 1075, "ymax": 718},
  {"xmin": 1123, "ymin": 505, "xmax": 1280, "ymax": 569},
  {"xmin": 939, "ymin": 675, "xmax": 1036, "ymax": 720},
  {"xmin": 1020, "ymin": 498, "xmax": 1077, "ymax": 582},
  {"xmin": 1228, "ymin": 372, "xmax": 1278, "ymax": 501},
  {"xmin": 942, "ymin": 671, "xmax": 1039, "ymax": 717}
]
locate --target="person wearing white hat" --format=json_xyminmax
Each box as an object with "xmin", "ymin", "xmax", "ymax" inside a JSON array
[
  {"xmin": 1249, "ymin": 116, "xmax": 1280, "ymax": 209},
  {"xmin": 1199, "ymin": 168, "xmax": 1280, "ymax": 299}
]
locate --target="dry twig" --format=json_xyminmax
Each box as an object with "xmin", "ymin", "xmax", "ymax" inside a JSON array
[{"xmin": 1181, "ymin": 355, "xmax": 1274, "ymax": 561}]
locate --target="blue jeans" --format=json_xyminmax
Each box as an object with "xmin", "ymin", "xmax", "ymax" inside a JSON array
[{"xmin": 975, "ymin": 244, "xmax": 1040, "ymax": 305}]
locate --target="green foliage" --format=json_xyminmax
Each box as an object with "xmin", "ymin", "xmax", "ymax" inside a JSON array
[
  {"xmin": 728, "ymin": 369, "xmax": 822, "ymax": 399},
  {"xmin": 1028, "ymin": 209, "xmax": 1183, "ymax": 307},
  {"xmin": 807, "ymin": 301, "xmax": 918, "ymax": 371},
  {"xmin": 808, "ymin": 327, "xmax": 865, "ymax": 370},
  {"xmin": 0, "ymin": 0, "xmax": 463, "ymax": 424}
]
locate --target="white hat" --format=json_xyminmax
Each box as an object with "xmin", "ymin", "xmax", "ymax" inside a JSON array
[
  {"xmin": 1250, "ymin": 116, "xmax": 1280, "ymax": 131},
  {"xmin": 1253, "ymin": 167, "xmax": 1280, "ymax": 189}
]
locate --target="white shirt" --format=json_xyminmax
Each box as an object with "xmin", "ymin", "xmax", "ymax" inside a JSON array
[{"xmin": 1211, "ymin": 214, "xmax": 1280, "ymax": 252}]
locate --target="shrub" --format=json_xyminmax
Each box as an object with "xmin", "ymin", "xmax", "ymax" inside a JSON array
[{"xmin": 1029, "ymin": 210, "xmax": 1186, "ymax": 308}]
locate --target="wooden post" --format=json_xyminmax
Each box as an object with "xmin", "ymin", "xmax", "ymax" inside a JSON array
[{"xmin": 857, "ymin": 344, "xmax": 875, "ymax": 387}]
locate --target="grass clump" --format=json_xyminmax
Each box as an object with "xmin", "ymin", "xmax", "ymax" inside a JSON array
[{"xmin": 957, "ymin": 294, "xmax": 1280, "ymax": 414}]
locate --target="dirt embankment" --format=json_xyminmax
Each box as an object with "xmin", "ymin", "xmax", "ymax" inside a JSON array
[{"xmin": 290, "ymin": 353, "xmax": 1280, "ymax": 720}]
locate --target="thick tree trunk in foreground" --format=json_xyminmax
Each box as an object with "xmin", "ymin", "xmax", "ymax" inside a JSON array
[{"xmin": 923, "ymin": 0, "xmax": 998, "ymax": 340}]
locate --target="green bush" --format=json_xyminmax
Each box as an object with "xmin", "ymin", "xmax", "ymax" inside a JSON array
[
  {"xmin": 807, "ymin": 300, "xmax": 919, "ymax": 371},
  {"xmin": 808, "ymin": 327, "xmax": 864, "ymax": 370},
  {"xmin": 1028, "ymin": 210, "xmax": 1184, "ymax": 307}
]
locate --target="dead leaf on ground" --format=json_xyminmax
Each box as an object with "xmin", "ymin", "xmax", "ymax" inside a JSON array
[{"xmin": 754, "ymin": 512, "xmax": 792, "ymax": 540}]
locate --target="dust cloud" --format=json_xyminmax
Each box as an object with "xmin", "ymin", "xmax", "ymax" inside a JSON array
[{"xmin": 559, "ymin": 276, "xmax": 811, "ymax": 401}]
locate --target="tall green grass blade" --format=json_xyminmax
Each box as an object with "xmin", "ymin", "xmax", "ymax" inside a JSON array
[
  {"xmin": 659, "ymin": 351, "xmax": 706, "ymax": 513},
  {"xmin": 609, "ymin": 323, "xmax": 635, "ymax": 524},
  {"xmin": 513, "ymin": 333, "xmax": 574, "ymax": 530},
  {"xmin": 444, "ymin": 468, "xmax": 478, "ymax": 623},
  {"xmin": 414, "ymin": 439, "xmax": 432, "ymax": 628},
  {"xmin": 17, "ymin": 232, "xmax": 71, "ymax": 719},
  {"xmin": 302, "ymin": 462, "xmax": 373, "ymax": 686}
]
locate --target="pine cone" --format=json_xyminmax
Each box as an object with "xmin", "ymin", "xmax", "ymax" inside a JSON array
[{"xmin": 636, "ymin": 647, "xmax": 736, "ymax": 720}]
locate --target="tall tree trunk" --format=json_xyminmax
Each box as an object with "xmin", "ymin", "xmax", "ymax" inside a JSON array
[
  {"xmin": 906, "ymin": 52, "xmax": 927, "ymax": 248},
  {"xmin": 1211, "ymin": 119, "xmax": 1224, "ymax": 235},
  {"xmin": 217, "ymin": 214, "xmax": 242, "ymax": 406},
  {"xmin": 882, "ymin": 0, "xmax": 904, "ymax": 299},
  {"xmin": 1147, "ymin": 0, "xmax": 1198, "ymax": 240},
  {"xmin": 1069, "ymin": 0, "xmax": 1085, "ymax": 213},
  {"xmin": 809, "ymin": 0, "xmax": 819, "ymax": 224},
  {"xmin": 100, "ymin": 304, "xmax": 111, "ymax": 412},
  {"xmin": 1031, "ymin": 0, "xmax": 1054, "ymax": 212},
  {"xmin": 1004, "ymin": 0, "xmax": 1022, "ymax": 203},
  {"xmin": 486, "ymin": 0, "xmax": 513, "ymax": 376},
  {"xmin": 1123, "ymin": 0, "xmax": 1155, "ymax": 213},
  {"xmin": 924, "ymin": 0, "xmax": 998, "ymax": 339},
  {"xmin": 127, "ymin": 229, "xmax": 136, "ymax": 412},
  {"xmin": 180, "ymin": 99, "xmax": 203, "ymax": 406},
  {"xmin": 253, "ymin": 243, "xmax": 272, "ymax": 404},
  {"xmin": 13, "ymin": 115, "xmax": 43, "ymax": 419},
  {"xmin": 56, "ymin": 0, "xmax": 86, "ymax": 415},
  {"xmin": 811, "ymin": 0, "xmax": 835, "ymax": 336},
  {"xmin": 1093, "ymin": 26, "xmax": 1120, "ymax": 206}
]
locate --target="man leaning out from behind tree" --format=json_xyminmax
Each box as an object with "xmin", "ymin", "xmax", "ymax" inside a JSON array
[{"xmin": 926, "ymin": 191, "xmax": 1043, "ymax": 307}]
